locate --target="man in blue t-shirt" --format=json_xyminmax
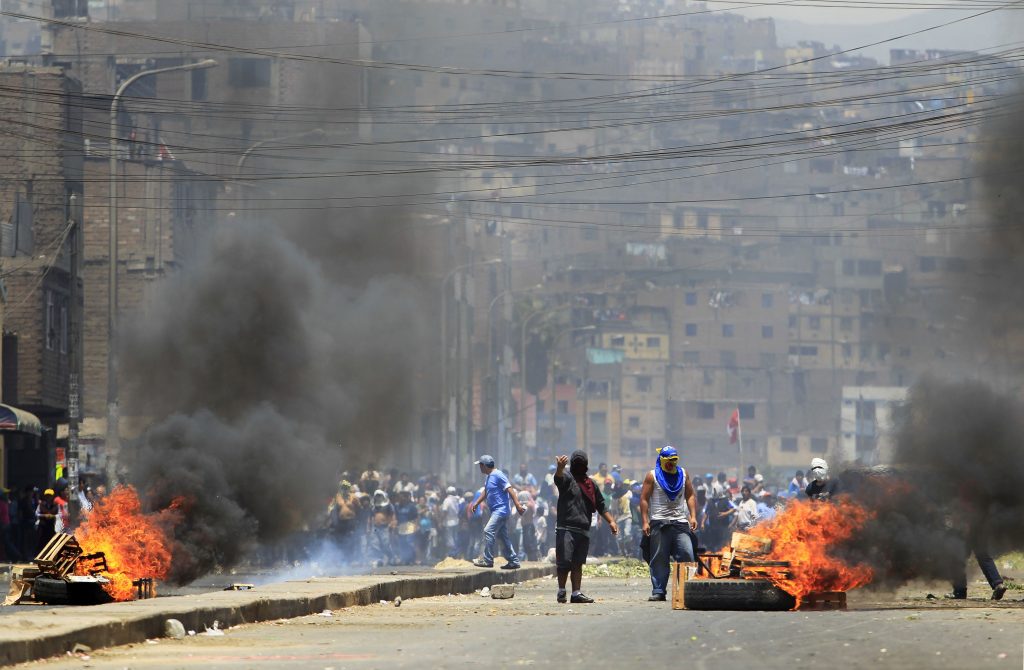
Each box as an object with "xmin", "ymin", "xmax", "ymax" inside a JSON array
[{"xmin": 469, "ymin": 454, "xmax": 526, "ymax": 569}]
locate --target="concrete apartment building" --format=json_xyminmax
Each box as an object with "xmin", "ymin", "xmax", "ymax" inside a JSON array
[{"xmin": 0, "ymin": 65, "xmax": 83, "ymax": 489}]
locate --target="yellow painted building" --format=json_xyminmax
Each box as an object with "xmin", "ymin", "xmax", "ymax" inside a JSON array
[{"xmin": 600, "ymin": 331, "xmax": 670, "ymax": 361}]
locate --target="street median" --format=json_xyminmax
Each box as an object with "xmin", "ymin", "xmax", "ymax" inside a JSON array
[{"xmin": 0, "ymin": 563, "xmax": 554, "ymax": 666}]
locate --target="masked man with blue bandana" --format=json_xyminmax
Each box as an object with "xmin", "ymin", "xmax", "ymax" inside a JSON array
[{"xmin": 640, "ymin": 446, "xmax": 697, "ymax": 602}]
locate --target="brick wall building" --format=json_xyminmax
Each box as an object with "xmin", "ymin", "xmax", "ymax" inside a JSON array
[{"xmin": 0, "ymin": 65, "xmax": 83, "ymax": 489}]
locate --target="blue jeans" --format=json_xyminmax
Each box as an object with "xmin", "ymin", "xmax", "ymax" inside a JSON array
[
  {"xmin": 649, "ymin": 522, "xmax": 695, "ymax": 596},
  {"xmin": 482, "ymin": 512, "xmax": 517, "ymax": 564}
]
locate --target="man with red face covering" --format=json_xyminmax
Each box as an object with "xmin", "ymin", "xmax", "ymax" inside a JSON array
[
  {"xmin": 553, "ymin": 451, "xmax": 618, "ymax": 604},
  {"xmin": 641, "ymin": 445, "xmax": 697, "ymax": 602}
]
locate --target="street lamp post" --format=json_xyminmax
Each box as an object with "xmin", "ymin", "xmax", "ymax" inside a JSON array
[
  {"xmin": 106, "ymin": 59, "xmax": 218, "ymax": 483},
  {"xmin": 548, "ymin": 325, "xmax": 596, "ymax": 458},
  {"xmin": 484, "ymin": 284, "xmax": 541, "ymax": 467},
  {"xmin": 234, "ymin": 128, "xmax": 328, "ymax": 208}
]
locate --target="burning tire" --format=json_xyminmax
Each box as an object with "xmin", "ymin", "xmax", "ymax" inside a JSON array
[
  {"xmin": 684, "ymin": 578, "xmax": 796, "ymax": 611},
  {"xmin": 33, "ymin": 576, "xmax": 113, "ymax": 606}
]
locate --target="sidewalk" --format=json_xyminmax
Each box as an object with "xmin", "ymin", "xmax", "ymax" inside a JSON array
[{"xmin": 0, "ymin": 563, "xmax": 554, "ymax": 666}]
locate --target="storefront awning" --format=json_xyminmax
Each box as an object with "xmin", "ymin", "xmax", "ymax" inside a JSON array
[{"xmin": 0, "ymin": 404, "xmax": 43, "ymax": 436}]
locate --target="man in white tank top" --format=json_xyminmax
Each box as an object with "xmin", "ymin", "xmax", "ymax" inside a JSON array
[{"xmin": 640, "ymin": 445, "xmax": 697, "ymax": 602}]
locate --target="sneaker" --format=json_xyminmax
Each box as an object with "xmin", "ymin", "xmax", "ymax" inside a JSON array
[
  {"xmin": 500, "ymin": 562, "xmax": 521, "ymax": 570},
  {"xmin": 648, "ymin": 593, "xmax": 667, "ymax": 602},
  {"xmin": 944, "ymin": 591, "xmax": 967, "ymax": 600},
  {"xmin": 570, "ymin": 593, "xmax": 594, "ymax": 604},
  {"xmin": 472, "ymin": 559, "xmax": 494, "ymax": 568},
  {"xmin": 556, "ymin": 591, "xmax": 567, "ymax": 604},
  {"xmin": 992, "ymin": 583, "xmax": 1007, "ymax": 601}
]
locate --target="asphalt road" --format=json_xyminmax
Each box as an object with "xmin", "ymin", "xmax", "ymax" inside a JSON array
[{"xmin": 22, "ymin": 576, "xmax": 1024, "ymax": 670}]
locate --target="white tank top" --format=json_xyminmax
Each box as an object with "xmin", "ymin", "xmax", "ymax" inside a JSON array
[{"xmin": 650, "ymin": 468, "xmax": 689, "ymax": 523}]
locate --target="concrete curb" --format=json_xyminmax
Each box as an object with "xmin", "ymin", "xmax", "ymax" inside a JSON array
[{"xmin": 0, "ymin": 564, "xmax": 554, "ymax": 666}]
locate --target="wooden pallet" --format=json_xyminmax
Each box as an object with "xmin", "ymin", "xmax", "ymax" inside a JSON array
[
  {"xmin": 671, "ymin": 562, "xmax": 697, "ymax": 610},
  {"xmin": 34, "ymin": 533, "xmax": 82, "ymax": 578},
  {"xmin": 799, "ymin": 591, "xmax": 847, "ymax": 610}
]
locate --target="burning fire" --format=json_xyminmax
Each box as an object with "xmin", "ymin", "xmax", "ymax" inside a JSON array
[
  {"xmin": 759, "ymin": 498, "xmax": 874, "ymax": 605},
  {"xmin": 75, "ymin": 485, "xmax": 178, "ymax": 601}
]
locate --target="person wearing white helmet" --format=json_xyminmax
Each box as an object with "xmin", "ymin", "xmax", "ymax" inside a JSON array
[{"xmin": 805, "ymin": 458, "xmax": 840, "ymax": 501}]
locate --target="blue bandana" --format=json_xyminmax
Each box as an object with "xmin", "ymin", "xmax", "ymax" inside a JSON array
[{"xmin": 654, "ymin": 446, "xmax": 684, "ymax": 501}]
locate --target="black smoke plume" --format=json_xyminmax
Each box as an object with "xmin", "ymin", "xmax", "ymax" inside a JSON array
[
  {"xmin": 119, "ymin": 195, "xmax": 428, "ymax": 584},
  {"xmin": 838, "ymin": 82, "xmax": 1024, "ymax": 588}
]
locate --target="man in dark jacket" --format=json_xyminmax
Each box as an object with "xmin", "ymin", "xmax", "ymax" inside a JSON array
[{"xmin": 553, "ymin": 451, "xmax": 618, "ymax": 604}]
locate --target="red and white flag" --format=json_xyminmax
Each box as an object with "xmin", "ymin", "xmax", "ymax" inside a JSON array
[{"xmin": 727, "ymin": 408, "xmax": 740, "ymax": 444}]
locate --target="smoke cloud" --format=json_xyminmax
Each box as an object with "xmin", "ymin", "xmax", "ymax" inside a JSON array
[
  {"xmin": 119, "ymin": 178, "xmax": 428, "ymax": 584},
  {"xmin": 838, "ymin": 80, "xmax": 1024, "ymax": 589}
]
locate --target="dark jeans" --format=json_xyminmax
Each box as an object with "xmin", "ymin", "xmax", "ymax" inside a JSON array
[
  {"xmin": 953, "ymin": 535, "xmax": 1003, "ymax": 596},
  {"xmin": 648, "ymin": 521, "xmax": 696, "ymax": 596}
]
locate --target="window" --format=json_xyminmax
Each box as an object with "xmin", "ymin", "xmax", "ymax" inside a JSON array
[
  {"xmin": 722, "ymin": 324, "xmax": 735, "ymax": 338},
  {"xmin": 610, "ymin": 335, "xmax": 625, "ymax": 347},
  {"xmin": 919, "ymin": 256, "xmax": 938, "ymax": 272},
  {"xmin": 683, "ymin": 350, "xmax": 700, "ymax": 364},
  {"xmin": 761, "ymin": 293, "xmax": 773, "ymax": 308},
  {"xmin": 842, "ymin": 259, "xmax": 856, "ymax": 276},
  {"xmin": 685, "ymin": 292, "xmax": 697, "ymax": 306},
  {"xmin": 760, "ymin": 352, "xmax": 776, "ymax": 368},
  {"xmin": 739, "ymin": 403, "xmax": 755, "ymax": 420},
  {"xmin": 536, "ymin": 399, "xmax": 545, "ymax": 414},
  {"xmin": 636, "ymin": 376, "xmax": 652, "ymax": 392},
  {"xmin": 781, "ymin": 437, "xmax": 798, "ymax": 452},
  {"xmin": 858, "ymin": 259, "xmax": 882, "ymax": 276},
  {"xmin": 646, "ymin": 336, "xmax": 661, "ymax": 348},
  {"xmin": 697, "ymin": 212, "xmax": 709, "ymax": 230},
  {"xmin": 557, "ymin": 400, "xmax": 569, "ymax": 414},
  {"xmin": 809, "ymin": 316, "xmax": 821, "ymax": 330},
  {"xmin": 628, "ymin": 416, "xmax": 640, "ymax": 429},
  {"xmin": 582, "ymin": 225, "xmax": 598, "ymax": 240},
  {"xmin": 59, "ymin": 300, "xmax": 68, "ymax": 355},
  {"xmin": 45, "ymin": 290, "xmax": 56, "ymax": 351},
  {"xmin": 720, "ymin": 350, "xmax": 736, "ymax": 367},
  {"xmin": 811, "ymin": 438, "xmax": 828, "ymax": 453},
  {"xmin": 228, "ymin": 58, "xmax": 271, "ymax": 88},
  {"xmin": 840, "ymin": 317, "xmax": 853, "ymax": 331},
  {"xmin": 762, "ymin": 325, "xmax": 773, "ymax": 339},
  {"xmin": 842, "ymin": 343, "xmax": 853, "ymax": 358},
  {"xmin": 898, "ymin": 347, "xmax": 911, "ymax": 358},
  {"xmin": 788, "ymin": 315, "xmax": 797, "ymax": 328},
  {"xmin": 697, "ymin": 402, "xmax": 715, "ymax": 419},
  {"xmin": 800, "ymin": 346, "xmax": 818, "ymax": 356},
  {"xmin": 685, "ymin": 323, "xmax": 697, "ymax": 337}
]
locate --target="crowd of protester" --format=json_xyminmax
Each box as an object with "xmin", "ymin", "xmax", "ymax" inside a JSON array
[
  {"xmin": 0, "ymin": 478, "xmax": 100, "ymax": 563},
  {"xmin": 319, "ymin": 460, "xmax": 805, "ymax": 566}
]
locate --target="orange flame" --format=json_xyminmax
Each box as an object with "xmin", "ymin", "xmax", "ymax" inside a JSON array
[
  {"xmin": 758, "ymin": 498, "xmax": 874, "ymax": 605},
  {"xmin": 75, "ymin": 485, "xmax": 179, "ymax": 601}
]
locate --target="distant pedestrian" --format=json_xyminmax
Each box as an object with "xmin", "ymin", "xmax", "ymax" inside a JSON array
[
  {"xmin": 469, "ymin": 455, "xmax": 525, "ymax": 569},
  {"xmin": 35, "ymin": 489, "xmax": 59, "ymax": 553},
  {"xmin": 0, "ymin": 488, "xmax": 22, "ymax": 562},
  {"xmin": 553, "ymin": 451, "xmax": 618, "ymax": 604},
  {"xmin": 366, "ymin": 490, "xmax": 395, "ymax": 567},
  {"xmin": 641, "ymin": 446, "xmax": 696, "ymax": 602},
  {"xmin": 805, "ymin": 458, "xmax": 840, "ymax": 501}
]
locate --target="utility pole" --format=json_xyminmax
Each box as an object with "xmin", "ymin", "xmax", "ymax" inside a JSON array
[{"xmin": 66, "ymin": 193, "xmax": 81, "ymax": 493}]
